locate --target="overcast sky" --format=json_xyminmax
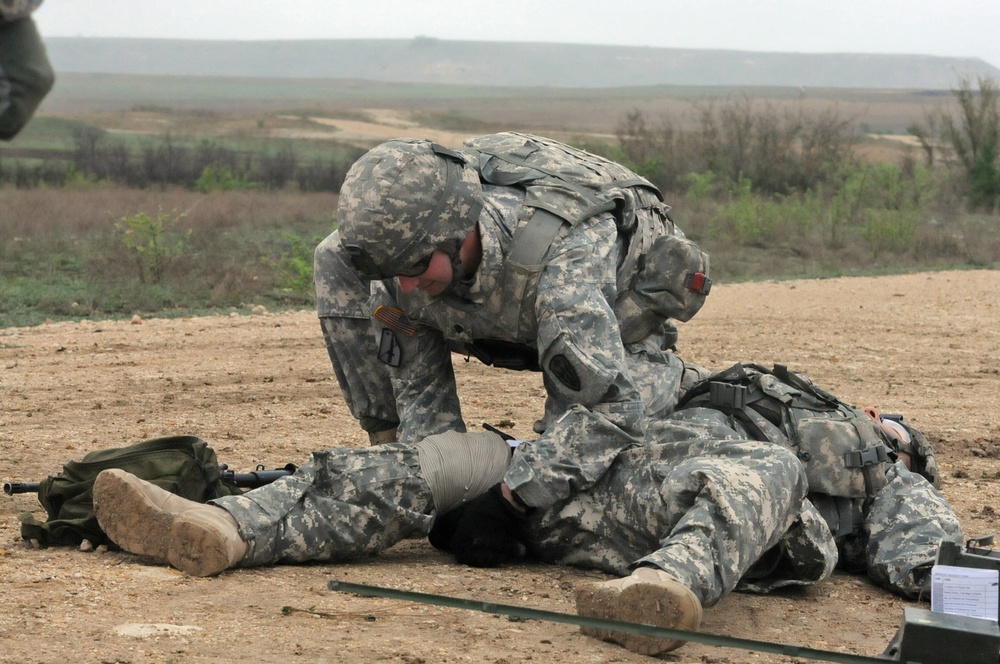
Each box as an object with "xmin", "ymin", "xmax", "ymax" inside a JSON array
[{"xmin": 33, "ymin": 1, "xmax": 1000, "ymax": 69}]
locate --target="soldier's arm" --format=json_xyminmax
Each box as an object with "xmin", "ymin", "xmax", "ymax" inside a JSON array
[{"xmin": 505, "ymin": 214, "xmax": 646, "ymax": 508}]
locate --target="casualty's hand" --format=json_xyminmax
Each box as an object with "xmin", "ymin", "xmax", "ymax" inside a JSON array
[{"xmin": 499, "ymin": 482, "xmax": 527, "ymax": 513}]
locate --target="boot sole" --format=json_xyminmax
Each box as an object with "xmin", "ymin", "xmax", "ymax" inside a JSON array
[
  {"xmin": 167, "ymin": 518, "xmax": 235, "ymax": 577},
  {"xmin": 93, "ymin": 469, "xmax": 176, "ymax": 563},
  {"xmin": 94, "ymin": 469, "xmax": 233, "ymax": 577},
  {"xmin": 575, "ymin": 580, "xmax": 700, "ymax": 655}
]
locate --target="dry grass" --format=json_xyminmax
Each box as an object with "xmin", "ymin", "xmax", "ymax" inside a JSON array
[
  {"xmin": 1, "ymin": 186, "xmax": 337, "ymax": 240},
  {"xmin": 0, "ymin": 187, "xmax": 339, "ymax": 326}
]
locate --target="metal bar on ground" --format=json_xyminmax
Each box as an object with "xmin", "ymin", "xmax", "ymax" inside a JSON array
[{"xmin": 327, "ymin": 580, "xmax": 893, "ymax": 664}]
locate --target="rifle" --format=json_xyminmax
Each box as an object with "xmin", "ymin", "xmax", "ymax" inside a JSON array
[
  {"xmin": 3, "ymin": 481, "xmax": 40, "ymax": 495},
  {"xmin": 219, "ymin": 463, "xmax": 297, "ymax": 489},
  {"xmin": 3, "ymin": 463, "xmax": 297, "ymax": 496}
]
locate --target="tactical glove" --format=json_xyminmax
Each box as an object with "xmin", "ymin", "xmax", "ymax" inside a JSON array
[
  {"xmin": 432, "ymin": 483, "xmax": 527, "ymax": 568},
  {"xmin": 428, "ymin": 500, "xmax": 469, "ymax": 551}
]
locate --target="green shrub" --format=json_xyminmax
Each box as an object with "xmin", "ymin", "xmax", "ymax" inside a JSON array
[
  {"xmin": 117, "ymin": 207, "xmax": 192, "ymax": 284},
  {"xmin": 683, "ymin": 171, "xmax": 716, "ymax": 202},
  {"xmin": 277, "ymin": 231, "xmax": 322, "ymax": 296},
  {"xmin": 195, "ymin": 165, "xmax": 260, "ymax": 193}
]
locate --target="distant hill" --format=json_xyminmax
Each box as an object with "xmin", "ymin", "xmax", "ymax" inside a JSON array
[{"xmin": 43, "ymin": 37, "xmax": 1000, "ymax": 90}]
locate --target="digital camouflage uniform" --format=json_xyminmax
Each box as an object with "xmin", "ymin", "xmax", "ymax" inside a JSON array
[
  {"xmin": 216, "ymin": 444, "xmax": 437, "ymax": 565},
  {"xmin": 209, "ymin": 407, "xmax": 838, "ymax": 607},
  {"xmin": 832, "ymin": 462, "xmax": 962, "ymax": 598},
  {"xmin": 316, "ymin": 148, "xmax": 693, "ymax": 511},
  {"xmin": 676, "ymin": 362, "xmax": 963, "ymax": 599},
  {"xmin": 734, "ymin": 458, "xmax": 962, "ymax": 599}
]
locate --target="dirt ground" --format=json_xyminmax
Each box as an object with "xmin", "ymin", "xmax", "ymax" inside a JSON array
[{"xmin": 1, "ymin": 270, "xmax": 998, "ymax": 664}]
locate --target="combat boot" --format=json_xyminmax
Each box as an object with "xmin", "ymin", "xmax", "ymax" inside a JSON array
[
  {"xmin": 93, "ymin": 468, "xmax": 247, "ymax": 577},
  {"xmin": 574, "ymin": 566, "xmax": 703, "ymax": 655}
]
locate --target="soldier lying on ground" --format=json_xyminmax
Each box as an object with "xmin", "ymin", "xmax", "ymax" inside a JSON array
[
  {"xmin": 675, "ymin": 361, "xmax": 962, "ymax": 600},
  {"xmin": 94, "ymin": 407, "xmax": 835, "ymax": 657},
  {"xmin": 91, "ymin": 361, "xmax": 963, "ymax": 656}
]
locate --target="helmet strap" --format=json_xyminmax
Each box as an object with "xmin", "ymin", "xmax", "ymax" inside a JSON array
[{"xmin": 447, "ymin": 240, "xmax": 475, "ymax": 298}]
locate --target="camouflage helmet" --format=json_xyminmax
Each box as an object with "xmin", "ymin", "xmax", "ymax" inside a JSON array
[{"xmin": 338, "ymin": 138, "xmax": 483, "ymax": 281}]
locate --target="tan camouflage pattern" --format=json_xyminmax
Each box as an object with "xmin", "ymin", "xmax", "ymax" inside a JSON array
[
  {"xmin": 213, "ymin": 444, "xmax": 436, "ymax": 566},
  {"xmin": 211, "ymin": 408, "xmax": 835, "ymax": 608},
  {"xmin": 336, "ymin": 138, "xmax": 482, "ymax": 279},
  {"xmin": 845, "ymin": 462, "xmax": 962, "ymax": 598},
  {"xmin": 316, "ymin": 182, "xmax": 686, "ymax": 511},
  {"xmin": 0, "ymin": 0, "xmax": 42, "ymax": 21},
  {"xmin": 522, "ymin": 408, "xmax": 833, "ymax": 607},
  {"xmin": 680, "ymin": 376, "xmax": 964, "ymax": 599}
]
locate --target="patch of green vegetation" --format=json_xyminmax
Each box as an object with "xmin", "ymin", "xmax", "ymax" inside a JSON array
[
  {"xmin": 0, "ymin": 187, "xmax": 337, "ymax": 327},
  {"xmin": 3, "ymin": 73, "xmax": 998, "ymax": 328}
]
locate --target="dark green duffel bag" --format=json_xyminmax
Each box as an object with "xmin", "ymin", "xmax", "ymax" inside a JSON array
[{"xmin": 18, "ymin": 435, "xmax": 243, "ymax": 547}]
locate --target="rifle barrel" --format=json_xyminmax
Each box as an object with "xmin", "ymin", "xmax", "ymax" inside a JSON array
[
  {"xmin": 3, "ymin": 462, "xmax": 297, "ymax": 496},
  {"xmin": 3, "ymin": 481, "xmax": 40, "ymax": 495}
]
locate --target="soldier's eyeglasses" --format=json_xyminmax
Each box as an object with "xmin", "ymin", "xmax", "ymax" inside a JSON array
[{"xmin": 396, "ymin": 254, "xmax": 432, "ymax": 278}]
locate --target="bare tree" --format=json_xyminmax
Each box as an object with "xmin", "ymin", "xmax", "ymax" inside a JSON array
[{"xmin": 911, "ymin": 75, "xmax": 1000, "ymax": 209}]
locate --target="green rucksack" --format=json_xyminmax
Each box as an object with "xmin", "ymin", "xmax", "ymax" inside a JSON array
[{"xmin": 18, "ymin": 435, "xmax": 243, "ymax": 548}]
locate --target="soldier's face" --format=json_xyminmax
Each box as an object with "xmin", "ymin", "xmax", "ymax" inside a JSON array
[
  {"xmin": 396, "ymin": 249, "xmax": 453, "ymax": 296},
  {"xmin": 864, "ymin": 407, "xmax": 913, "ymax": 470}
]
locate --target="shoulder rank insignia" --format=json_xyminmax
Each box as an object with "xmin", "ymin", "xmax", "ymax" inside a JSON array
[{"xmin": 378, "ymin": 328, "xmax": 403, "ymax": 367}]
